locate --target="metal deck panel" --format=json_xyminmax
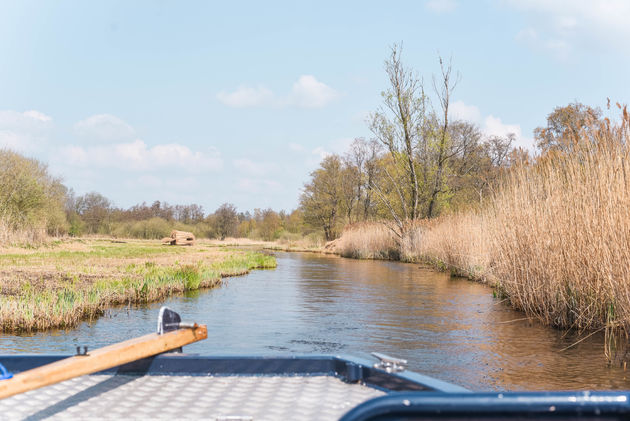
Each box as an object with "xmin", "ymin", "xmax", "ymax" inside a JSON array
[{"xmin": 0, "ymin": 374, "xmax": 385, "ymax": 420}]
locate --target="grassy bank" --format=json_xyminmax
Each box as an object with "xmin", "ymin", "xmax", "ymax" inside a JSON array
[
  {"xmin": 335, "ymin": 112, "xmax": 630, "ymax": 340},
  {"xmin": 0, "ymin": 239, "xmax": 276, "ymax": 332}
]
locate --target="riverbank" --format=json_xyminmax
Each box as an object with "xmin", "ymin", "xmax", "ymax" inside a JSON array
[
  {"xmin": 332, "ymin": 129, "xmax": 630, "ymax": 351},
  {"xmin": 0, "ymin": 238, "xmax": 276, "ymax": 332}
]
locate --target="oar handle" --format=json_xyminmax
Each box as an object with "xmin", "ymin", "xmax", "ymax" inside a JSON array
[{"xmin": 0, "ymin": 325, "xmax": 207, "ymax": 401}]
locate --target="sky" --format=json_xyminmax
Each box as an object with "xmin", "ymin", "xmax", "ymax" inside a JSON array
[{"xmin": 1, "ymin": 0, "xmax": 629, "ymax": 214}]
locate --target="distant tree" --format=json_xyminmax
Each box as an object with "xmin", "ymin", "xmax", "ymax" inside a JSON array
[
  {"xmin": 445, "ymin": 122, "xmax": 514, "ymax": 207},
  {"xmin": 74, "ymin": 192, "xmax": 112, "ymax": 234},
  {"xmin": 259, "ymin": 208, "xmax": 282, "ymax": 241},
  {"xmin": 285, "ymin": 209, "xmax": 304, "ymax": 234},
  {"xmin": 0, "ymin": 149, "xmax": 67, "ymax": 235},
  {"xmin": 213, "ymin": 203, "xmax": 238, "ymax": 240},
  {"xmin": 300, "ymin": 155, "xmax": 345, "ymax": 241},
  {"xmin": 173, "ymin": 203, "xmax": 204, "ymax": 224},
  {"xmin": 534, "ymin": 102, "xmax": 602, "ymax": 153},
  {"xmin": 237, "ymin": 218, "xmax": 256, "ymax": 238}
]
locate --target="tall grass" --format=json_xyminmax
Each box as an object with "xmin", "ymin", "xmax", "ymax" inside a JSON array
[
  {"xmin": 335, "ymin": 109, "xmax": 630, "ymax": 336},
  {"xmin": 336, "ymin": 222, "xmax": 399, "ymax": 260},
  {"xmin": 491, "ymin": 110, "xmax": 630, "ymax": 331},
  {"xmin": 401, "ymin": 213, "xmax": 492, "ymax": 282}
]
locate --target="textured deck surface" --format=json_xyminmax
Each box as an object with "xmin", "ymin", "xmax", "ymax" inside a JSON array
[{"xmin": 0, "ymin": 374, "xmax": 385, "ymax": 420}]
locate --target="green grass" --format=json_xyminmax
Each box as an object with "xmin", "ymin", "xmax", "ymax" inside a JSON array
[{"xmin": 0, "ymin": 239, "xmax": 276, "ymax": 332}]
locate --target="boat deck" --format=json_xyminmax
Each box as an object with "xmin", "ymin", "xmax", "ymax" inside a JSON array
[
  {"xmin": 0, "ymin": 373, "xmax": 384, "ymax": 420},
  {"xmin": 0, "ymin": 354, "xmax": 462, "ymax": 421},
  {"xmin": 3, "ymin": 355, "xmax": 630, "ymax": 420}
]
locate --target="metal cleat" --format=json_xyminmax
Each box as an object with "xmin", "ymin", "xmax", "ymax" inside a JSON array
[{"xmin": 371, "ymin": 352, "xmax": 408, "ymax": 373}]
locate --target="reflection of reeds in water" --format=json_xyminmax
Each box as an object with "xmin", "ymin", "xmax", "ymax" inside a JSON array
[{"xmin": 336, "ymin": 109, "xmax": 630, "ymax": 357}]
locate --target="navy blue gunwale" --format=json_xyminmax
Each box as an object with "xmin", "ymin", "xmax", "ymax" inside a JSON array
[
  {"xmin": 339, "ymin": 391, "xmax": 630, "ymax": 421},
  {"xmin": 0, "ymin": 354, "xmax": 468, "ymax": 393}
]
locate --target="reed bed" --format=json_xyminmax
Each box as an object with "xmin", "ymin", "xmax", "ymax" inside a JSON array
[
  {"xmin": 336, "ymin": 222, "xmax": 399, "ymax": 260},
  {"xmin": 334, "ymin": 110, "xmax": 630, "ymax": 336},
  {"xmin": 401, "ymin": 213, "xmax": 492, "ymax": 282},
  {"xmin": 0, "ymin": 219, "xmax": 46, "ymax": 247},
  {"xmin": 491, "ymin": 113, "xmax": 630, "ymax": 332},
  {"xmin": 0, "ymin": 239, "xmax": 276, "ymax": 332}
]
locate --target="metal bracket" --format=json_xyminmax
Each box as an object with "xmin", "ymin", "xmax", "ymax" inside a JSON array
[
  {"xmin": 75, "ymin": 346, "xmax": 89, "ymax": 356},
  {"xmin": 371, "ymin": 352, "xmax": 407, "ymax": 373}
]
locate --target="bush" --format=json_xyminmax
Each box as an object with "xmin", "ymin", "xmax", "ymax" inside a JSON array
[{"xmin": 0, "ymin": 149, "xmax": 68, "ymax": 243}]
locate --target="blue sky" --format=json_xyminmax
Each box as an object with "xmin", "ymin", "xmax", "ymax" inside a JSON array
[{"xmin": 1, "ymin": 0, "xmax": 629, "ymax": 213}]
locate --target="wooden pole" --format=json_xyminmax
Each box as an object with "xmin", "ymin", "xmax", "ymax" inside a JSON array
[{"xmin": 0, "ymin": 324, "xmax": 207, "ymax": 400}]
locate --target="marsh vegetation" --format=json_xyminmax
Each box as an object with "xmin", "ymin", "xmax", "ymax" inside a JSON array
[
  {"xmin": 333, "ymin": 106, "xmax": 630, "ymax": 358},
  {"xmin": 0, "ymin": 239, "xmax": 275, "ymax": 332}
]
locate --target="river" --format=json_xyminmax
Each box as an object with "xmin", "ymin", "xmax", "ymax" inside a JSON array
[{"xmin": 1, "ymin": 251, "xmax": 628, "ymax": 391}]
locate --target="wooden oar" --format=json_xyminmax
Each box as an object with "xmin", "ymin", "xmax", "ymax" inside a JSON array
[{"xmin": 0, "ymin": 308, "xmax": 207, "ymax": 400}]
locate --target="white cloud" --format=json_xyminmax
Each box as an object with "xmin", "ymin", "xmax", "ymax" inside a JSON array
[
  {"xmin": 22, "ymin": 110, "xmax": 52, "ymax": 122},
  {"xmin": 287, "ymin": 138, "xmax": 356, "ymax": 167},
  {"xmin": 74, "ymin": 114, "xmax": 135, "ymax": 141},
  {"xmin": 217, "ymin": 75, "xmax": 339, "ymax": 109},
  {"xmin": 237, "ymin": 178, "xmax": 282, "ymax": 193},
  {"xmin": 232, "ymin": 158, "xmax": 277, "ymax": 176},
  {"xmin": 288, "ymin": 142, "xmax": 305, "ymax": 152},
  {"xmin": 484, "ymin": 115, "xmax": 534, "ymax": 150},
  {"xmin": 59, "ymin": 139, "xmax": 223, "ymax": 172},
  {"xmin": 515, "ymin": 26, "xmax": 571, "ymax": 59},
  {"xmin": 288, "ymin": 75, "xmax": 339, "ymax": 108},
  {"xmin": 121, "ymin": 175, "xmax": 203, "ymax": 202},
  {"xmin": 216, "ymin": 85, "xmax": 274, "ymax": 108},
  {"xmin": 446, "ymin": 100, "xmax": 535, "ymax": 150},
  {"xmin": 0, "ymin": 131, "xmax": 27, "ymax": 151},
  {"xmin": 136, "ymin": 175, "xmax": 163, "ymax": 188},
  {"xmin": 505, "ymin": 0, "xmax": 630, "ymax": 56},
  {"xmin": 0, "ymin": 110, "xmax": 53, "ymax": 152},
  {"xmin": 425, "ymin": 0, "xmax": 457, "ymax": 13},
  {"xmin": 311, "ymin": 146, "xmax": 331, "ymax": 160},
  {"xmin": 0, "ymin": 110, "xmax": 52, "ymax": 129},
  {"xmin": 450, "ymin": 100, "xmax": 482, "ymax": 122}
]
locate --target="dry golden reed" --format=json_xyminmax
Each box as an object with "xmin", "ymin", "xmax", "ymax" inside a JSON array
[
  {"xmin": 336, "ymin": 222, "xmax": 399, "ymax": 260},
  {"xmin": 401, "ymin": 213, "xmax": 492, "ymax": 282},
  {"xmin": 491, "ymin": 110, "xmax": 630, "ymax": 331},
  {"xmin": 335, "ymin": 109, "xmax": 630, "ymax": 333}
]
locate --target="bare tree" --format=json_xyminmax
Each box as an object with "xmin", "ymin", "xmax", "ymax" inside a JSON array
[
  {"xmin": 427, "ymin": 56, "xmax": 459, "ymax": 218},
  {"xmin": 369, "ymin": 44, "xmax": 461, "ymax": 238},
  {"xmin": 345, "ymin": 138, "xmax": 382, "ymax": 221},
  {"xmin": 369, "ymin": 43, "xmax": 428, "ymax": 237}
]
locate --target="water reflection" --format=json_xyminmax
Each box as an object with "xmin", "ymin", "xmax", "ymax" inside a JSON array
[{"xmin": 1, "ymin": 252, "xmax": 628, "ymax": 390}]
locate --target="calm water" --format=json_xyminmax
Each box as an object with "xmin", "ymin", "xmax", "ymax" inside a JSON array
[{"xmin": 1, "ymin": 251, "xmax": 629, "ymax": 391}]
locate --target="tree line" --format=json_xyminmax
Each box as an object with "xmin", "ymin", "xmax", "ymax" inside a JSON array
[{"xmin": 0, "ymin": 152, "xmax": 307, "ymax": 243}]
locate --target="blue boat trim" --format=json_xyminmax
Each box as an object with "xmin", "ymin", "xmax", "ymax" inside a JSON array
[
  {"xmin": 339, "ymin": 391, "xmax": 630, "ymax": 420},
  {"xmin": 0, "ymin": 354, "xmax": 468, "ymax": 393},
  {"xmin": 0, "ymin": 362, "xmax": 12, "ymax": 380}
]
